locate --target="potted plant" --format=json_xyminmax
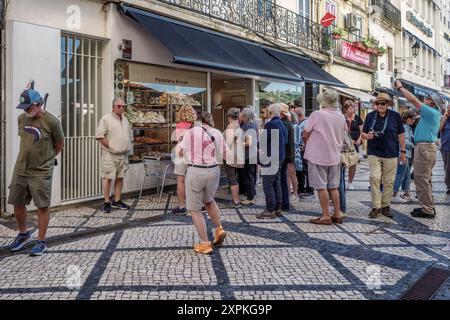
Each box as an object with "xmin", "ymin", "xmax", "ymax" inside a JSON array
[
  {"xmin": 377, "ymin": 46, "xmax": 387, "ymax": 56},
  {"xmin": 331, "ymin": 27, "xmax": 344, "ymax": 39},
  {"xmin": 352, "ymin": 41, "xmax": 366, "ymax": 50}
]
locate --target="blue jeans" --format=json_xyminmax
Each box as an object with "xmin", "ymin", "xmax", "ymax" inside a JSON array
[
  {"xmin": 280, "ymin": 161, "xmax": 290, "ymax": 210},
  {"xmin": 393, "ymin": 159, "xmax": 411, "ymax": 193},
  {"xmin": 338, "ymin": 167, "xmax": 346, "ymax": 213},
  {"xmin": 262, "ymin": 167, "xmax": 282, "ymax": 212}
]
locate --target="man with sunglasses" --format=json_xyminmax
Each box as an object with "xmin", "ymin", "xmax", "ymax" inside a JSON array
[
  {"xmin": 362, "ymin": 92, "xmax": 406, "ymax": 219},
  {"xmin": 7, "ymin": 88, "xmax": 65, "ymax": 256},
  {"xmin": 96, "ymin": 98, "xmax": 132, "ymax": 213},
  {"xmin": 395, "ymin": 80, "xmax": 443, "ymax": 219}
]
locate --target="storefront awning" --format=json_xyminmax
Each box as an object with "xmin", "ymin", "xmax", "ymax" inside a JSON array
[
  {"xmin": 122, "ymin": 5, "xmax": 301, "ymax": 83},
  {"xmin": 329, "ymin": 86, "xmax": 376, "ymax": 104},
  {"xmin": 263, "ymin": 47, "xmax": 347, "ymax": 87},
  {"xmin": 399, "ymin": 79, "xmax": 438, "ymax": 98}
]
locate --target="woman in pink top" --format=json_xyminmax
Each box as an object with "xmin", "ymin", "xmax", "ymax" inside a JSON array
[
  {"xmin": 179, "ymin": 112, "xmax": 229, "ymax": 254},
  {"xmin": 303, "ymin": 90, "xmax": 346, "ymax": 225},
  {"xmin": 172, "ymin": 105, "xmax": 197, "ymax": 215}
]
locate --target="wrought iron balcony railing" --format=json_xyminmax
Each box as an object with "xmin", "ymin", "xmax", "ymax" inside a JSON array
[
  {"xmin": 156, "ymin": 0, "xmax": 325, "ymax": 53},
  {"xmin": 371, "ymin": 0, "xmax": 401, "ymax": 31}
]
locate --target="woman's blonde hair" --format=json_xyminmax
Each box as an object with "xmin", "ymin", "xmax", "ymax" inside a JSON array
[{"xmin": 176, "ymin": 105, "xmax": 197, "ymax": 123}]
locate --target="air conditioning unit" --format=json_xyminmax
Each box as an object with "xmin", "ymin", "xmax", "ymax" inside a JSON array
[{"xmin": 345, "ymin": 13, "xmax": 359, "ymax": 31}]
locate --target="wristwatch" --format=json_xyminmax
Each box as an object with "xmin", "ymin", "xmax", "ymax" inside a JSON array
[{"xmin": 401, "ymin": 150, "xmax": 406, "ymax": 153}]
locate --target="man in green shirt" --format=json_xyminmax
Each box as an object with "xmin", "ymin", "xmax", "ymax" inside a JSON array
[
  {"xmin": 7, "ymin": 88, "xmax": 65, "ymax": 256},
  {"xmin": 395, "ymin": 80, "xmax": 442, "ymax": 219}
]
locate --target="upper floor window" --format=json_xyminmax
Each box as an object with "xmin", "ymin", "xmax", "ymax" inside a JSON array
[
  {"xmin": 325, "ymin": 1, "xmax": 337, "ymax": 17},
  {"xmin": 298, "ymin": 0, "xmax": 310, "ymax": 19}
]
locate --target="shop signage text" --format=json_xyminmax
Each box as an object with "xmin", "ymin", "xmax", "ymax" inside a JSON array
[
  {"xmin": 341, "ymin": 42, "xmax": 370, "ymax": 66},
  {"xmin": 406, "ymin": 11, "xmax": 433, "ymax": 37},
  {"xmin": 155, "ymin": 77, "xmax": 189, "ymax": 86}
]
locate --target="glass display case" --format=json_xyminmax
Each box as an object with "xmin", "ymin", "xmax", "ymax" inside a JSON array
[{"xmin": 114, "ymin": 61, "xmax": 207, "ymax": 163}]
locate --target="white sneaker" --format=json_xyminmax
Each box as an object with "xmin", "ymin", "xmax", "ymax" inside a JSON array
[
  {"xmin": 347, "ymin": 183, "xmax": 354, "ymax": 190},
  {"xmin": 392, "ymin": 195, "xmax": 404, "ymax": 202},
  {"xmin": 290, "ymin": 195, "xmax": 299, "ymax": 203},
  {"xmin": 400, "ymin": 194, "xmax": 412, "ymax": 203}
]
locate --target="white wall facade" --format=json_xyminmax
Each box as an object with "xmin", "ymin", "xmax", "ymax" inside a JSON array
[
  {"xmin": 440, "ymin": 0, "xmax": 450, "ymax": 95},
  {"xmin": 370, "ymin": 21, "xmax": 396, "ymax": 89},
  {"xmin": 396, "ymin": 0, "xmax": 441, "ymax": 90}
]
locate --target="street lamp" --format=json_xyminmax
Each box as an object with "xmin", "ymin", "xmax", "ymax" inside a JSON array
[
  {"xmin": 395, "ymin": 41, "xmax": 422, "ymax": 62},
  {"xmin": 411, "ymin": 41, "xmax": 421, "ymax": 58}
]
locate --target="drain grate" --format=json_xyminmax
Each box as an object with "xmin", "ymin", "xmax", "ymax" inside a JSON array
[{"xmin": 401, "ymin": 267, "xmax": 450, "ymax": 300}]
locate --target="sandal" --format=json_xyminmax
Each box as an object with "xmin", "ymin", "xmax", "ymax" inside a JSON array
[
  {"xmin": 309, "ymin": 217, "xmax": 332, "ymax": 225},
  {"xmin": 331, "ymin": 216, "xmax": 343, "ymax": 224}
]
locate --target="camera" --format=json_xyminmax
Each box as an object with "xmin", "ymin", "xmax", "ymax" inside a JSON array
[{"xmin": 371, "ymin": 130, "xmax": 384, "ymax": 139}]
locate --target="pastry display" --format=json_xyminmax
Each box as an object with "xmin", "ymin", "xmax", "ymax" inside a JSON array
[
  {"xmin": 125, "ymin": 106, "xmax": 166, "ymax": 124},
  {"xmin": 134, "ymin": 136, "xmax": 164, "ymax": 144}
]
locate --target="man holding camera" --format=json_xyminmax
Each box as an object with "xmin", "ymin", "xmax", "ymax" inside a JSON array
[
  {"xmin": 395, "ymin": 80, "xmax": 443, "ymax": 218},
  {"xmin": 362, "ymin": 92, "xmax": 405, "ymax": 219}
]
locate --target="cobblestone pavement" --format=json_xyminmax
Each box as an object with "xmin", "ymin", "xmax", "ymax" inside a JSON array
[{"xmin": 0, "ymin": 154, "xmax": 450, "ymax": 300}]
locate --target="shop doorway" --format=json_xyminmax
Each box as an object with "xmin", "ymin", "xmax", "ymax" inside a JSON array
[{"xmin": 211, "ymin": 74, "xmax": 253, "ymax": 131}]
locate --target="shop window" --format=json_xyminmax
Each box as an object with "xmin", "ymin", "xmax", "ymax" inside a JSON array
[
  {"xmin": 256, "ymin": 81, "xmax": 305, "ymax": 120},
  {"xmin": 116, "ymin": 61, "xmax": 207, "ymax": 163}
]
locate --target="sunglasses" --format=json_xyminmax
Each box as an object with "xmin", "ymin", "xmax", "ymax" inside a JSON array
[
  {"xmin": 115, "ymin": 105, "xmax": 126, "ymax": 108},
  {"xmin": 374, "ymin": 101, "xmax": 387, "ymax": 106}
]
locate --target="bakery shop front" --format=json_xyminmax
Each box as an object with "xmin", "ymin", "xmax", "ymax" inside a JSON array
[{"xmin": 110, "ymin": 4, "xmax": 346, "ymax": 195}]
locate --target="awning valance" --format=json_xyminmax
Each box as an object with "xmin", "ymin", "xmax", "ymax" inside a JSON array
[
  {"xmin": 264, "ymin": 47, "xmax": 347, "ymax": 87},
  {"xmin": 329, "ymin": 86, "xmax": 376, "ymax": 103},
  {"xmin": 121, "ymin": 5, "xmax": 346, "ymax": 87},
  {"xmin": 122, "ymin": 5, "xmax": 301, "ymax": 83}
]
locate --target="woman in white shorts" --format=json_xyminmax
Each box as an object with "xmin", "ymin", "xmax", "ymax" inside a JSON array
[{"xmin": 179, "ymin": 111, "xmax": 229, "ymax": 254}]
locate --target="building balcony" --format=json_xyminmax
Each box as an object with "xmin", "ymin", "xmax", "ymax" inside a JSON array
[
  {"xmin": 371, "ymin": 0, "xmax": 402, "ymax": 31},
  {"xmin": 153, "ymin": 0, "xmax": 326, "ymax": 55}
]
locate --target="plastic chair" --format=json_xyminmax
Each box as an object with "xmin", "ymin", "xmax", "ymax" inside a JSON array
[{"xmin": 138, "ymin": 155, "xmax": 174, "ymax": 203}]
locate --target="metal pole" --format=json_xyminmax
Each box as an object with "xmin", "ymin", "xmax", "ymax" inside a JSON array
[{"xmin": 0, "ymin": 7, "xmax": 6, "ymax": 216}]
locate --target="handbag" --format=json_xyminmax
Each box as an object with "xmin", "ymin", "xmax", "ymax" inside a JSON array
[{"xmin": 341, "ymin": 131, "xmax": 359, "ymax": 168}]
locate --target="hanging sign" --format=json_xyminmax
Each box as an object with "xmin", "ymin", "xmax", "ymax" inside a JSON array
[{"xmin": 320, "ymin": 12, "xmax": 336, "ymax": 28}]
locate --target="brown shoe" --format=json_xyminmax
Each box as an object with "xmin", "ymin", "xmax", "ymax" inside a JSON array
[
  {"xmin": 274, "ymin": 209, "xmax": 283, "ymax": 217},
  {"xmin": 256, "ymin": 210, "xmax": 276, "ymax": 219},
  {"xmin": 193, "ymin": 242, "xmax": 213, "ymax": 254},
  {"xmin": 331, "ymin": 216, "xmax": 343, "ymax": 224},
  {"xmin": 382, "ymin": 206, "xmax": 393, "ymax": 218},
  {"xmin": 369, "ymin": 208, "xmax": 381, "ymax": 219},
  {"xmin": 309, "ymin": 217, "xmax": 332, "ymax": 225},
  {"xmin": 212, "ymin": 226, "xmax": 227, "ymax": 246}
]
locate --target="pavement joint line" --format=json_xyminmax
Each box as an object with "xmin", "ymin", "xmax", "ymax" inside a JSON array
[{"xmin": 0, "ymin": 212, "xmax": 167, "ymax": 260}]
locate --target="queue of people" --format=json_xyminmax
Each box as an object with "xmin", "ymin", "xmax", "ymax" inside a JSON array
[{"xmin": 6, "ymin": 81, "xmax": 449, "ymax": 256}]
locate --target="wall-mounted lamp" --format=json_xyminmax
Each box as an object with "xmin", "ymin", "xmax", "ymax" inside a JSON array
[{"xmin": 395, "ymin": 41, "xmax": 421, "ymax": 62}]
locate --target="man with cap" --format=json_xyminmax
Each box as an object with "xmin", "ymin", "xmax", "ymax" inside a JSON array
[
  {"xmin": 7, "ymin": 87, "xmax": 65, "ymax": 256},
  {"xmin": 361, "ymin": 92, "xmax": 406, "ymax": 219},
  {"xmin": 280, "ymin": 103, "xmax": 298, "ymax": 210},
  {"xmin": 224, "ymin": 107, "xmax": 244, "ymax": 208},
  {"xmin": 395, "ymin": 80, "xmax": 442, "ymax": 218}
]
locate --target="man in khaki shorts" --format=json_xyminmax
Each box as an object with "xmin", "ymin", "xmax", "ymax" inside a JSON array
[
  {"xmin": 96, "ymin": 98, "xmax": 132, "ymax": 213},
  {"xmin": 7, "ymin": 87, "xmax": 65, "ymax": 256}
]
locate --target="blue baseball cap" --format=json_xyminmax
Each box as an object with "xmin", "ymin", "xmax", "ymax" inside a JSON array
[{"xmin": 17, "ymin": 89, "xmax": 43, "ymax": 110}]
